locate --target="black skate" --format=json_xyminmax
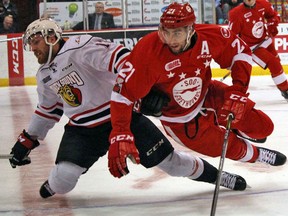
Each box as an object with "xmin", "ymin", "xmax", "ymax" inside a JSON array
[
  {"xmin": 233, "ymin": 129, "xmax": 266, "ymax": 143},
  {"xmin": 39, "ymin": 180, "xmax": 55, "ymax": 198},
  {"xmin": 219, "ymin": 171, "xmax": 247, "ymax": 191},
  {"xmin": 257, "ymin": 147, "xmax": 287, "ymax": 166},
  {"xmin": 281, "ymin": 90, "xmax": 288, "ymax": 101}
]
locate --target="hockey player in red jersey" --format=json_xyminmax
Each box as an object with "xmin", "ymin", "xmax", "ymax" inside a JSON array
[
  {"xmin": 8, "ymin": 18, "xmax": 249, "ymax": 199},
  {"xmin": 228, "ymin": 0, "xmax": 288, "ymax": 100},
  {"xmin": 108, "ymin": 2, "xmax": 286, "ymax": 179}
]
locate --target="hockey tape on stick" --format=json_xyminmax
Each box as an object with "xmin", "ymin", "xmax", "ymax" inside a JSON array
[
  {"xmin": 251, "ymin": 36, "xmax": 270, "ymax": 52},
  {"xmin": 0, "ymin": 154, "xmax": 30, "ymax": 160},
  {"xmin": 220, "ymin": 71, "xmax": 231, "ymax": 82},
  {"xmin": 210, "ymin": 113, "xmax": 234, "ymax": 216}
]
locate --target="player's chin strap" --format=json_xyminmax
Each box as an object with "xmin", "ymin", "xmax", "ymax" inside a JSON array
[
  {"xmin": 44, "ymin": 35, "xmax": 60, "ymax": 64},
  {"xmin": 182, "ymin": 26, "xmax": 195, "ymax": 52},
  {"xmin": 47, "ymin": 44, "xmax": 53, "ymax": 64}
]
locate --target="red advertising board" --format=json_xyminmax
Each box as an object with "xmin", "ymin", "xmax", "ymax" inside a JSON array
[{"xmin": 7, "ymin": 33, "xmax": 24, "ymax": 86}]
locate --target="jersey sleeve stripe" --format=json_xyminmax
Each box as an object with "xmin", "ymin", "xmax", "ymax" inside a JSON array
[
  {"xmin": 108, "ymin": 46, "xmax": 130, "ymax": 73},
  {"xmin": 38, "ymin": 102, "xmax": 63, "ymax": 111},
  {"xmin": 35, "ymin": 102, "xmax": 63, "ymax": 122},
  {"xmin": 230, "ymin": 53, "xmax": 253, "ymax": 69},
  {"xmin": 34, "ymin": 110, "xmax": 61, "ymax": 122}
]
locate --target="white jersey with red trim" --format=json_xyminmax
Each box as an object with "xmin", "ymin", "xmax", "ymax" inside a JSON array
[
  {"xmin": 228, "ymin": 0, "xmax": 279, "ymax": 46},
  {"xmin": 110, "ymin": 24, "xmax": 252, "ymax": 133},
  {"xmin": 27, "ymin": 35, "xmax": 130, "ymax": 140}
]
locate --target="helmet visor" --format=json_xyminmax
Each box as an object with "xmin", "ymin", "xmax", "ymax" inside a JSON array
[
  {"xmin": 23, "ymin": 32, "xmax": 43, "ymax": 51},
  {"xmin": 158, "ymin": 25, "xmax": 188, "ymax": 44}
]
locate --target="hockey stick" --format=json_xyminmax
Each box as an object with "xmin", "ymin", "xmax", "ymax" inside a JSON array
[
  {"xmin": 232, "ymin": 129, "xmax": 266, "ymax": 143},
  {"xmin": 210, "ymin": 113, "xmax": 234, "ymax": 216},
  {"xmin": 220, "ymin": 71, "xmax": 231, "ymax": 82},
  {"xmin": 0, "ymin": 154, "xmax": 30, "ymax": 160},
  {"xmin": 220, "ymin": 37, "xmax": 270, "ymax": 82},
  {"xmin": 251, "ymin": 36, "xmax": 270, "ymax": 53}
]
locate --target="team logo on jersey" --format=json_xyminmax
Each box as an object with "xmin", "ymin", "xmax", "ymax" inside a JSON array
[
  {"xmin": 244, "ymin": 12, "xmax": 252, "ymax": 19},
  {"xmin": 220, "ymin": 27, "xmax": 231, "ymax": 38},
  {"xmin": 113, "ymin": 77, "xmax": 125, "ymax": 93},
  {"xmin": 173, "ymin": 77, "xmax": 202, "ymax": 108},
  {"xmin": 165, "ymin": 59, "xmax": 181, "ymax": 71},
  {"xmin": 50, "ymin": 71, "xmax": 84, "ymax": 92},
  {"xmin": 58, "ymin": 84, "xmax": 82, "ymax": 107},
  {"xmin": 252, "ymin": 21, "xmax": 264, "ymax": 38},
  {"xmin": 50, "ymin": 71, "xmax": 84, "ymax": 106}
]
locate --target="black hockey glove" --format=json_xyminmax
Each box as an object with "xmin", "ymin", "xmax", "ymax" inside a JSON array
[
  {"xmin": 9, "ymin": 130, "xmax": 39, "ymax": 168},
  {"xmin": 140, "ymin": 88, "xmax": 170, "ymax": 117}
]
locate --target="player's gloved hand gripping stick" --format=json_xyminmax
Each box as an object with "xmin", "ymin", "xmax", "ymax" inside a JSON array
[{"xmin": 219, "ymin": 86, "xmax": 249, "ymax": 124}]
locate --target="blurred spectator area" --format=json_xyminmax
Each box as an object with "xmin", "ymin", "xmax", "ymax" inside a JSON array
[
  {"xmin": 6, "ymin": 0, "xmax": 288, "ymax": 34},
  {"xmin": 13, "ymin": 0, "xmax": 38, "ymax": 33},
  {"xmin": 270, "ymin": 0, "xmax": 288, "ymax": 22}
]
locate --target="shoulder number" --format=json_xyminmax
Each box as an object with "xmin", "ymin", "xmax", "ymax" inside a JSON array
[
  {"xmin": 231, "ymin": 38, "xmax": 245, "ymax": 54},
  {"xmin": 119, "ymin": 61, "xmax": 135, "ymax": 83}
]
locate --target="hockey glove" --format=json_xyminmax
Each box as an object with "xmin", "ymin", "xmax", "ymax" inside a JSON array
[
  {"xmin": 219, "ymin": 87, "xmax": 249, "ymax": 124},
  {"xmin": 9, "ymin": 130, "xmax": 40, "ymax": 168},
  {"xmin": 140, "ymin": 88, "xmax": 170, "ymax": 117},
  {"xmin": 108, "ymin": 132, "xmax": 140, "ymax": 178},
  {"xmin": 266, "ymin": 18, "xmax": 279, "ymax": 37}
]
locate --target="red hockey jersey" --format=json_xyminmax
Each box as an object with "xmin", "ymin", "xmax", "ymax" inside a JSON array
[
  {"xmin": 111, "ymin": 24, "xmax": 252, "ymax": 133},
  {"xmin": 229, "ymin": 0, "xmax": 279, "ymax": 46}
]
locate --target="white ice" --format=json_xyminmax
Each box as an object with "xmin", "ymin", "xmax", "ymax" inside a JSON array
[{"xmin": 0, "ymin": 75, "xmax": 287, "ymax": 216}]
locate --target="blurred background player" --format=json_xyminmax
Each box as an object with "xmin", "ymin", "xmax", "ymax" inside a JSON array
[{"xmin": 228, "ymin": 0, "xmax": 288, "ymax": 101}]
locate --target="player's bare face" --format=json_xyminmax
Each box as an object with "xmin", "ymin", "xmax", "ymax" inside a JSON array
[
  {"xmin": 244, "ymin": 0, "xmax": 256, "ymax": 7},
  {"xmin": 29, "ymin": 34, "xmax": 50, "ymax": 64},
  {"xmin": 160, "ymin": 27, "xmax": 188, "ymax": 54}
]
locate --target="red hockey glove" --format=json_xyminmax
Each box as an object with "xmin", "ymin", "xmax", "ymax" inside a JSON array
[
  {"xmin": 266, "ymin": 18, "xmax": 279, "ymax": 37},
  {"xmin": 219, "ymin": 88, "xmax": 249, "ymax": 124},
  {"xmin": 9, "ymin": 130, "xmax": 40, "ymax": 168},
  {"xmin": 108, "ymin": 132, "xmax": 140, "ymax": 178}
]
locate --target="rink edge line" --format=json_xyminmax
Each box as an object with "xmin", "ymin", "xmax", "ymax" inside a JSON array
[
  {"xmin": 1, "ymin": 65, "xmax": 288, "ymax": 87},
  {"xmin": 0, "ymin": 187, "xmax": 287, "ymax": 214}
]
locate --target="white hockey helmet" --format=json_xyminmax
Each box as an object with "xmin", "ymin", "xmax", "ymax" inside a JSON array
[{"xmin": 23, "ymin": 18, "xmax": 62, "ymax": 51}]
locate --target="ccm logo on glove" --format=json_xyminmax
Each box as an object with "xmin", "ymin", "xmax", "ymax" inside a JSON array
[
  {"xmin": 110, "ymin": 134, "xmax": 134, "ymax": 144},
  {"xmin": 229, "ymin": 94, "xmax": 247, "ymax": 102}
]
